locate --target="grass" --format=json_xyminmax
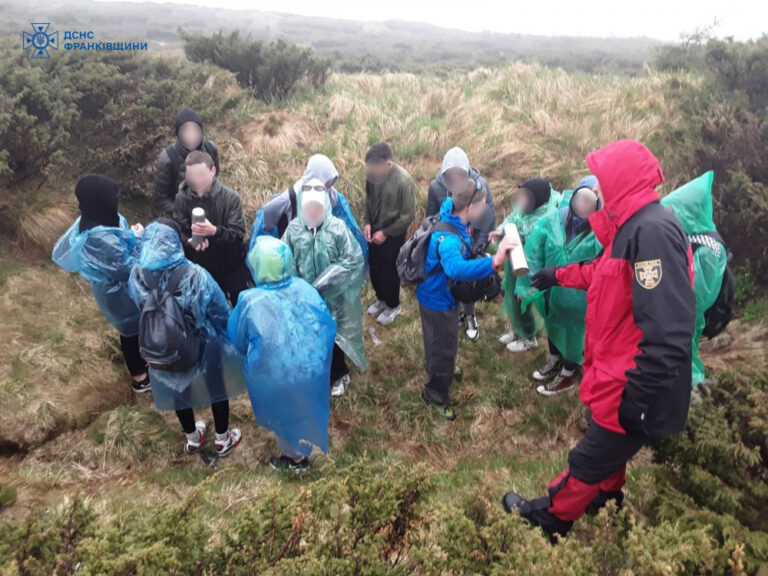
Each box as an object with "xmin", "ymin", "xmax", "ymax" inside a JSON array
[{"xmin": 0, "ymin": 60, "xmax": 764, "ymax": 572}]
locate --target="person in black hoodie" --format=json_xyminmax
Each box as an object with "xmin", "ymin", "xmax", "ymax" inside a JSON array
[
  {"xmin": 173, "ymin": 150, "xmax": 249, "ymax": 305},
  {"xmin": 154, "ymin": 107, "xmax": 220, "ymax": 217}
]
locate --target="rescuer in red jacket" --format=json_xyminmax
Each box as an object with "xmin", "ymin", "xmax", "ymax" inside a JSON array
[{"xmin": 502, "ymin": 140, "xmax": 696, "ymax": 539}]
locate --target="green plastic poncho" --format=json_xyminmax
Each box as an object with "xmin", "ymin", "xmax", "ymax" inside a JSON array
[
  {"xmin": 496, "ymin": 192, "xmax": 559, "ymax": 338},
  {"xmin": 515, "ymin": 208, "xmax": 603, "ymax": 364},
  {"xmin": 661, "ymin": 171, "xmax": 727, "ymax": 387},
  {"xmin": 282, "ymin": 188, "xmax": 367, "ymax": 372}
]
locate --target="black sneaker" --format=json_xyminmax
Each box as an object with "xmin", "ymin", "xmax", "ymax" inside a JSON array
[
  {"xmin": 269, "ymin": 455, "xmax": 310, "ymax": 473},
  {"xmin": 131, "ymin": 375, "xmax": 151, "ymax": 394},
  {"xmin": 420, "ymin": 390, "xmax": 456, "ymax": 421}
]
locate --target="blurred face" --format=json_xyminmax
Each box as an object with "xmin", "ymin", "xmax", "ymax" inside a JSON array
[
  {"xmin": 302, "ymin": 202, "xmax": 325, "ymax": 229},
  {"xmin": 365, "ymin": 159, "xmax": 393, "ymax": 184},
  {"xmin": 444, "ymin": 167, "xmax": 469, "ymax": 193},
  {"xmin": 572, "ymin": 188, "xmax": 599, "ymax": 219},
  {"xmin": 178, "ymin": 121, "xmax": 203, "ymax": 151},
  {"xmin": 515, "ymin": 189, "xmax": 533, "ymax": 214},
  {"xmin": 468, "ymin": 197, "xmax": 487, "ymax": 224},
  {"xmin": 185, "ymin": 162, "xmax": 215, "ymax": 196}
]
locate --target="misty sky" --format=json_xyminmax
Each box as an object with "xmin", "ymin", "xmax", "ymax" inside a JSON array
[{"xmin": 97, "ymin": 0, "xmax": 767, "ymax": 41}]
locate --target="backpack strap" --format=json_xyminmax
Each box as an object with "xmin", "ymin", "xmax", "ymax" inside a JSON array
[
  {"xmin": 142, "ymin": 268, "xmax": 159, "ymax": 290},
  {"xmin": 427, "ymin": 222, "xmax": 471, "ymax": 279},
  {"xmin": 288, "ymin": 187, "xmax": 298, "ymax": 220},
  {"xmin": 165, "ymin": 265, "xmax": 189, "ymax": 296}
]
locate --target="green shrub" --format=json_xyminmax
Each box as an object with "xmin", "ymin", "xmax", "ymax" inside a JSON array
[
  {"xmin": 650, "ymin": 370, "xmax": 768, "ymax": 572},
  {"xmin": 181, "ymin": 29, "xmax": 330, "ymax": 102}
]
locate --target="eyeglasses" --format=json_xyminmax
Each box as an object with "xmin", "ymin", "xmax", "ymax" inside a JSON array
[{"xmin": 302, "ymin": 184, "xmax": 326, "ymax": 192}]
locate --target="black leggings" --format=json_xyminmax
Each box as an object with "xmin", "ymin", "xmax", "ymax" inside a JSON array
[
  {"xmin": 330, "ymin": 343, "xmax": 349, "ymax": 382},
  {"xmin": 548, "ymin": 339, "xmax": 579, "ymax": 371},
  {"xmin": 119, "ymin": 335, "xmax": 147, "ymax": 377},
  {"xmin": 175, "ymin": 400, "xmax": 230, "ymax": 435}
]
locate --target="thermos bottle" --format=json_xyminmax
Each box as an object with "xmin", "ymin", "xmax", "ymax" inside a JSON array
[
  {"xmin": 503, "ymin": 223, "xmax": 529, "ymax": 277},
  {"xmin": 191, "ymin": 207, "xmax": 206, "ymax": 248}
]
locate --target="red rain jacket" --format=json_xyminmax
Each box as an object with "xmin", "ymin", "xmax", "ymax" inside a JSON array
[{"xmin": 557, "ymin": 140, "xmax": 696, "ymax": 438}]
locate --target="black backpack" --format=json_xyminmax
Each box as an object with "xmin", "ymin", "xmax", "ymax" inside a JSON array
[
  {"xmin": 690, "ymin": 231, "xmax": 735, "ymax": 339},
  {"xmin": 138, "ymin": 266, "xmax": 201, "ymax": 372},
  {"xmin": 397, "ymin": 215, "xmax": 465, "ymax": 286}
]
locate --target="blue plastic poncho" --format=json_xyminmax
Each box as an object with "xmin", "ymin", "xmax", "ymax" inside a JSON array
[
  {"xmin": 229, "ymin": 236, "xmax": 336, "ymax": 456},
  {"xmin": 52, "ymin": 215, "xmax": 141, "ymax": 337},
  {"xmin": 282, "ymin": 186, "xmax": 367, "ymax": 372},
  {"xmin": 128, "ymin": 223, "xmax": 247, "ymax": 411},
  {"xmin": 249, "ymin": 154, "xmax": 369, "ymax": 271}
]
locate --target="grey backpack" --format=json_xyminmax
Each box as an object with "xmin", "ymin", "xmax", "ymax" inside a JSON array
[
  {"xmin": 397, "ymin": 215, "xmax": 465, "ymax": 286},
  {"xmin": 138, "ymin": 266, "xmax": 200, "ymax": 372}
]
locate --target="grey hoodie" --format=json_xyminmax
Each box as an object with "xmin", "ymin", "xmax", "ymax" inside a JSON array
[{"xmin": 426, "ymin": 147, "xmax": 495, "ymax": 253}]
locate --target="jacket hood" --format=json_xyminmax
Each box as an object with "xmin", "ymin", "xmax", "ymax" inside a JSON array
[
  {"xmin": 295, "ymin": 154, "xmax": 340, "ymax": 206},
  {"xmin": 440, "ymin": 147, "xmax": 470, "ymax": 176},
  {"xmin": 247, "ymin": 236, "xmax": 295, "ymax": 287},
  {"xmin": 660, "ymin": 171, "xmax": 716, "ymax": 235},
  {"xmin": 439, "ymin": 197, "xmax": 472, "ymax": 243},
  {"xmin": 586, "ymin": 140, "xmax": 663, "ymax": 228},
  {"xmin": 139, "ymin": 222, "xmax": 186, "ymax": 270},
  {"xmin": 175, "ymin": 107, "xmax": 203, "ymax": 135}
]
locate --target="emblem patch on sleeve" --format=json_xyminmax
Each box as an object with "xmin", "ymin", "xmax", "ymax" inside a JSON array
[{"xmin": 634, "ymin": 259, "xmax": 662, "ymax": 289}]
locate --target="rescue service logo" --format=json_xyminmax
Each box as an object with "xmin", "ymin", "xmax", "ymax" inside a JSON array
[
  {"xmin": 21, "ymin": 21, "xmax": 148, "ymax": 58},
  {"xmin": 22, "ymin": 22, "xmax": 58, "ymax": 59},
  {"xmin": 634, "ymin": 259, "xmax": 663, "ymax": 290}
]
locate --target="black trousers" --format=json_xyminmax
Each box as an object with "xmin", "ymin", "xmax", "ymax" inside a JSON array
[
  {"xmin": 214, "ymin": 262, "xmax": 251, "ymax": 307},
  {"xmin": 518, "ymin": 418, "xmax": 648, "ymax": 536},
  {"xmin": 369, "ymin": 234, "xmax": 405, "ymax": 308},
  {"xmin": 119, "ymin": 335, "xmax": 147, "ymax": 376},
  {"xmin": 176, "ymin": 401, "xmax": 230, "ymax": 435},
  {"xmin": 330, "ymin": 343, "xmax": 349, "ymax": 382},
  {"xmin": 548, "ymin": 339, "xmax": 578, "ymax": 371},
  {"xmin": 419, "ymin": 305, "xmax": 460, "ymax": 406}
]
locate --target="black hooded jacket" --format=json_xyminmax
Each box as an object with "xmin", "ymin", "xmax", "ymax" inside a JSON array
[{"xmin": 153, "ymin": 107, "xmax": 220, "ymax": 217}]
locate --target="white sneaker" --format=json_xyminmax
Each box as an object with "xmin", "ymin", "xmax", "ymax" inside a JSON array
[
  {"xmin": 377, "ymin": 305, "xmax": 402, "ymax": 326},
  {"xmin": 465, "ymin": 313, "xmax": 479, "ymax": 341},
  {"xmin": 498, "ymin": 329, "xmax": 517, "ymax": 345},
  {"xmin": 331, "ymin": 374, "xmax": 350, "ymax": 397},
  {"xmin": 183, "ymin": 421, "xmax": 207, "ymax": 455},
  {"xmin": 215, "ymin": 428, "xmax": 242, "ymax": 458},
  {"xmin": 506, "ymin": 337, "xmax": 538, "ymax": 353},
  {"xmin": 367, "ymin": 300, "xmax": 387, "ymax": 317}
]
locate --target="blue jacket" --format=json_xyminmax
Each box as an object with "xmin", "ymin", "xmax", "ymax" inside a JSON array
[{"xmin": 416, "ymin": 198, "xmax": 495, "ymax": 311}]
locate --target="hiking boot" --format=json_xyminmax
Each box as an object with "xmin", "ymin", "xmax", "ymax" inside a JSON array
[
  {"xmin": 215, "ymin": 428, "xmax": 242, "ymax": 458},
  {"xmin": 131, "ymin": 374, "xmax": 151, "ymax": 394},
  {"xmin": 269, "ymin": 455, "xmax": 310, "ymax": 474},
  {"xmin": 367, "ymin": 300, "xmax": 387, "ymax": 318},
  {"xmin": 184, "ymin": 421, "xmax": 207, "ymax": 455},
  {"xmin": 532, "ymin": 356, "xmax": 562, "ymax": 381},
  {"xmin": 331, "ymin": 374, "xmax": 350, "ymax": 397},
  {"xmin": 506, "ymin": 337, "xmax": 538, "ymax": 353},
  {"xmin": 465, "ymin": 313, "xmax": 479, "ymax": 341},
  {"xmin": 498, "ymin": 329, "xmax": 518, "ymax": 345},
  {"xmin": 536, "ymin": 371, "xmax": 576, "ymax": 396},
  {"xmin": 420, "ymin": 390, "xmax": 456, "ymax": 421},
  {"xmin": 377, "ymin": 305, "xmax": 402, "ymax": 326}
]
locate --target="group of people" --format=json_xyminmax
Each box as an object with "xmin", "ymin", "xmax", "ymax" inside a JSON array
[{"xmin": 52, "ymin": 106, "xmax": 730, "ymax": 538}]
